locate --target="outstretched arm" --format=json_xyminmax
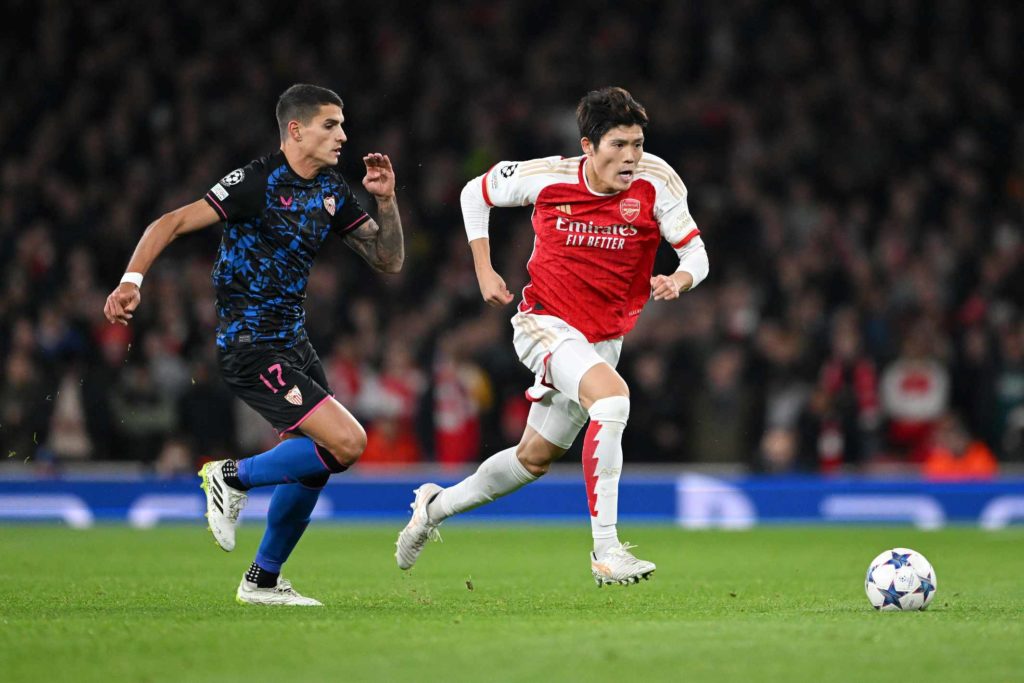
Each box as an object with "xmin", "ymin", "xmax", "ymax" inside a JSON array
[
  {"xmin": 344, "ymin": 153, "xmax": 404, "ymax": 273},
  {"xmin": 103, "ymin": 199, "xmax": 220, "ymax": 325}
]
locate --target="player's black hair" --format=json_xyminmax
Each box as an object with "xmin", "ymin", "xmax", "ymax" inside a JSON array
[
  {"xmin": 576, "ymin": 87, "xmax": 648, "ymax": 148},
  {"xmin": 276, "ymin": 84, "xmax": 344, "ymax": 140}
]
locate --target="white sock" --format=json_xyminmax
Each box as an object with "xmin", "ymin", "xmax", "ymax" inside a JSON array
[
  {"xmin": 593, "ymin": 535, "xmax": 620, "ymax": 557},
  {"xmin": 428, "ymin": 447, "xmax": 537, "ymax": 521},
  {"xmin": 583, "ymin": 396, "xmax": 629, "ymax": 556}
]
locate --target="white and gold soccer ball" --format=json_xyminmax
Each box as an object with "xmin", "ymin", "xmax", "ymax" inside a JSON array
[{"xmin": 864, "ymin": 547, "xmax": 937, "ymax": 611}]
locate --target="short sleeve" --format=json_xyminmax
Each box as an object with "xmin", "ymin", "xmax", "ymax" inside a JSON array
[
  {"xmin": 649, "ymin": 162, "xmax": 699, "ymax": 248},
  {"xmin": 204, "ymin": 158, "xmax": 267, "ymax": 222},
  {"xmin": 658, "ymin": 193, "xmax": 700, "ymax": 248},
  {"xmin": 330, "ymin": 180, "xmax": 371, "ymax": 236},
  {"xmin": 481, "ymin": 157, "xmax": 566, "ymax": 208}
]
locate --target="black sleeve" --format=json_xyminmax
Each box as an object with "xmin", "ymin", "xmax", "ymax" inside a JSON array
[
  {"xmin": 203, "ymin": 158, "xmax": 267, "ymax": 222},
  {"xmin": 330, "ymin": 179, "xmax": 371, "ymax": 236}
]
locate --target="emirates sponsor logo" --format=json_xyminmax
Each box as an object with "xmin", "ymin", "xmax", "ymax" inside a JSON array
[
  {"xmin": 284, "ymin": 385, "xmax": 303, "ymax": 406},
  {"xmin": 554, "ymin": 215, "xmax": 638, "ymax": 237},
  {"xmin": 323, "ymin": 196, "xmax": 336, "ymax": 216},
  {"xmin": 553, "ymin": 216, "xmax": 638, "ymax": 250},
  {"xmin": 619, "ymin": 198, "xmax": 641, "ymax": 223}
]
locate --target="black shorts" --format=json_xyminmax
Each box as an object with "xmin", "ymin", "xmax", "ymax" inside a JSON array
[{"xmin": 218, "ymin": 338, "xmax": 333, "ymax": 436}]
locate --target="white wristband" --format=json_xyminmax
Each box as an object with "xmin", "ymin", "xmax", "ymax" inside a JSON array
[{"xmin": 120, "ymin": 272, "xmax": 144, "ymax": 288}]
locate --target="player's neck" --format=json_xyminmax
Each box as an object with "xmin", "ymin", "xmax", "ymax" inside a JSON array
[{"xmin": 281, "ymin": 144, "xmax": 322, "ymax": 180}]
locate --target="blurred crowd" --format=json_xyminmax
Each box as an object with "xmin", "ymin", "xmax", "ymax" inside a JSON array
[{"xmin": 1, "ymin": 0, "xmax": 1022, "ymax": 477}]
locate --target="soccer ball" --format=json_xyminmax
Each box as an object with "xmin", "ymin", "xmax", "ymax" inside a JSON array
[{"xmin": 864, "ymin": 547, "xmax": 937, "ymax": 611}]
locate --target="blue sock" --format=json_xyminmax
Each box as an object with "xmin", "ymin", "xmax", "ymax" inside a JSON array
[
  {"xmin": 237, "ymin": 437, "xmax": 331, "ymax": 488},
  {"xmin": 254, "ymin": 481, "xmax": 323, "ymax": 573}
]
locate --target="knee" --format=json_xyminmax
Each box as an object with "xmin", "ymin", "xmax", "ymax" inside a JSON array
[
  {"xmin": 323, "ymin": 422, "xmax": 367, "ymax": 466},
  {"xmin": 515, "ymin": 437, "xmax": 562, "ymax": 477},
  {"xmin": 587, "ymin": 395, "xmax": 630, "ymax": 425},
  {"xmin": 579, "ymin": 364, "xmax": 630, "ymax": 404},
  {"xmin": 518, "ymin": 455, "xmax": 550, "ymax": 478}
]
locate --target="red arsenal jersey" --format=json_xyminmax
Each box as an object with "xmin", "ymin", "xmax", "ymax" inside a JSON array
[{"xmin": 480, "ymin": 154, "xmax": 700, "ymax": 342}]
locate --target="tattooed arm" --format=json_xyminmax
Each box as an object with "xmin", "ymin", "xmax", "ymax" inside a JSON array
[
  {"xmin": 345, "ymin": 198, "xmax": 405, "ymax": 273},
  {"xmin": 345, "ymin": 153, "xmax": 405, "ymax": 273}
]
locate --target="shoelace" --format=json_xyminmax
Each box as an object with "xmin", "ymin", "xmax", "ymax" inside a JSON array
[
  {"xmin": 607, "ymin": 542, "xmax": 647, "ymax": 567},
  {"xmin": 409, "ymin": 522, "xmax": 442, "ymax": 554},
  {"xmin": 404, "ymin": 497, "xmax": 444, "ymax": 550}
]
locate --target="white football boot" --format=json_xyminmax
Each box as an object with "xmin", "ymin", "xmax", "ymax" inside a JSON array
[
  {"xmin": 395, "ymin": 483, "xmax": 444, "ymax": 570},
  {"xmin": 591, "ymin": 542, "xmax": 656, "ymax": 586},
  {"xmin": 198, "ymin": 460, "xmax": 248, "ymax": 552},
  {"xmin": 236, "ymin": 577, "xmax": 322, "ymax": 606}
]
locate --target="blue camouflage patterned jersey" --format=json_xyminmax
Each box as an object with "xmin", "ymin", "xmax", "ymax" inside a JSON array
[{"xmin": 203, "ymin": 151, "xmax": 369, "ymax": 349}]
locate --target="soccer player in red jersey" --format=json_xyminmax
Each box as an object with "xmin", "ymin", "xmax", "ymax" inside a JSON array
[{"xmin": 397, "ymin": 87, "xmax": 709, "ymax": 585}]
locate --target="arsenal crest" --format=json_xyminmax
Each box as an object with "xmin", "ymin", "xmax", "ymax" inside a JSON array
[
  {"xmin": 619, "ymin": 198, "xmax": 641, "ymax": 223},
  {"xmin": 323, "ymin": 196, "xmax": 336, "ymax": 216}
]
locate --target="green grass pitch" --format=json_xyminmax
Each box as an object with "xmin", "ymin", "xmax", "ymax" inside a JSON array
[{"xmin": 1, "ymin": 524, "xmax": 1021, "ymax": 682}]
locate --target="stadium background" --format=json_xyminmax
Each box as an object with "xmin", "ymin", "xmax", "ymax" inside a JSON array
[
  {"xmin": 3, "ymin": 7, "xmax": 1022, "ymax": 683},
  {"xmin": 1, "ymin": 0, "xmax": 1021, "ymax": 488}
]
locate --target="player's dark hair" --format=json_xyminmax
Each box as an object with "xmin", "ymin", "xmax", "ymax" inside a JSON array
[
  {"xmin": 576, "ymin": 87, "xmax": 648, "ymax": 149},
  {"xmin": 276, "ymin": 84, "xmax": 344, "ymax": 140}
]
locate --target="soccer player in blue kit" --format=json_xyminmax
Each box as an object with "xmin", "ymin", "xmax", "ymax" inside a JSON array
[{"xmin": 104, "ymin": 84, "xmax": 404, "ymax": 605}]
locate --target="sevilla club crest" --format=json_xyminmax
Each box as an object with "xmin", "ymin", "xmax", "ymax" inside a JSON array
[
  {"xmin": 619, "ymin": 198, "xmax": 641, "ymax": 223},
  {"xmin": 323, "ymin": 196, "xmax": 336, "ymax": 216},
  {"xmin": 284, "ymin": 385, "xmax": 303, "ymax": 406}
]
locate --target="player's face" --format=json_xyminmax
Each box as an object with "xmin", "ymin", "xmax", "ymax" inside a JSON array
[
  {"xmin": 300, "ymin": 104, "xmax": 347, "ymax": 167},
  {"xmin": 581, "ymin": 125, "xmax": 644, "ymax": 193}
]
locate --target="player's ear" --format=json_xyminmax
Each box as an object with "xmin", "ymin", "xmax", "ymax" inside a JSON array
[
  {"xmin": 288, "ymin": 120, "xmax": 303, "ymax": 143},
  {"xmin": 581, "ymin": 137, "xmax": 595, "ymax": 157}
]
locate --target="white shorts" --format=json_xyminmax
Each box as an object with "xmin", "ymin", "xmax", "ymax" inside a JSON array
[{"xmin": 510, "ymin": 312, "xmax": 623, "ymax": 449}]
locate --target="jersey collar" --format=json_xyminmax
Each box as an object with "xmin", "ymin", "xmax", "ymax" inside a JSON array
[
  {"xmin": 579, "ymin": 157, "xmax": 619, "ymax": 197},
  {"xmin": 277, "ymin": 150, "xmax": 326, "ymax": 185}
]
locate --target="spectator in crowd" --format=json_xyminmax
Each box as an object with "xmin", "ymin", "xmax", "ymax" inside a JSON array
[
  {"xmin": 691, "ymin": 346, "xmax": 757, "ymax": 465},
  {"xmin": 880, "ymin": 323, "xmax": 950, "ymax": 462},
  {"xmin": 951, "ymin": 324, "xmax": 998, "ymax": 448},
  {"xmin": 0, "ymin": 352, "xmax": 51, "ymax": 462},
  {"xmin": 431, "ymin": 334, "xmax": 489, "ymax": 467},
  {"xmin": 359, "ymin": 342, "xmax": 426, "ymax": 466},
  {"xmin": 816, "ymin": 308, "xmax": 880, "ymax": 467},
  {"xmin": 749, "ymin": 320, "xmax": 811, "ymax": 473},
  {"xmin": 922, "ymin": 413, "xmax": 998, "ymax": 481},
  {"xmin": 623, "ymin": 351, "xmax": 686, "ymax": 464},
  {"xmin": 177, "ymin": 360, "xmax": 237, "ymax": 461},
  {"xmin": 993, "ymin": 321, "xmax": 1024, "ymax": 461},
  {"xmin": 109, "ymin": 361, "xmax": 176, "ymax": 463}
]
